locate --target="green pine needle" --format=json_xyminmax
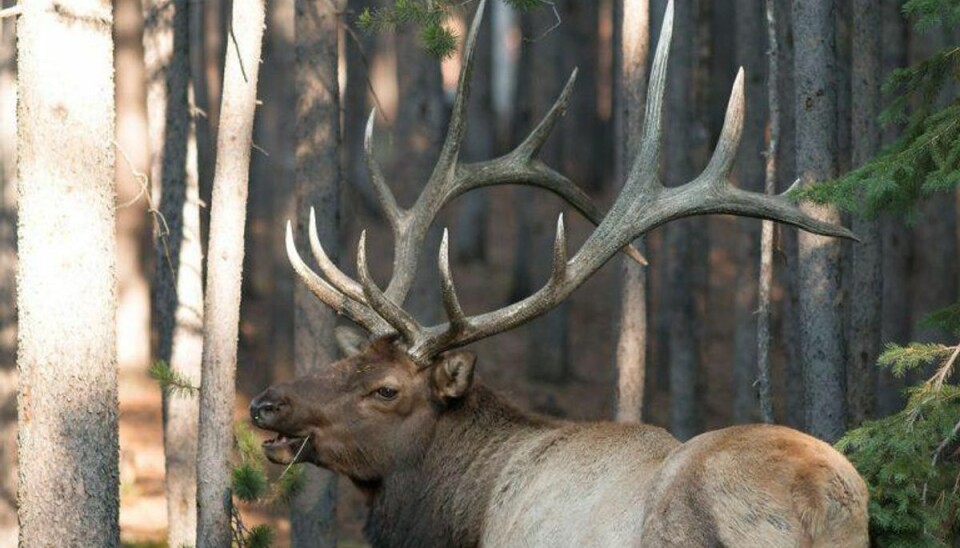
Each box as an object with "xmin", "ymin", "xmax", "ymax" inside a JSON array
[
  {"xmin": 245, "ymin": 525, "xmax": 274, "ymax": 548},
  {"xmin": 233, "ymin": 462, "xmax": 268, "ymax": 503},
  {"xmin": 148, "ymin": 361, "xmax": 199, "ymax": 397},
  {"xmin": 878, "ymin": 343, "xmax": 953, "ymax": 378}
]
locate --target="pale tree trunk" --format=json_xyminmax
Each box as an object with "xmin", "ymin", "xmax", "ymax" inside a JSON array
[
  {"xmin": 878, "ymin": 0, "xmax": 909, "ymax": 416},
  {"xmin": 756, "ymin": 0, "xmax": 779, "ymax": 426},
  {"xmin": 290, "ymin": 0, "xmax": 342, "ymax": 544},
  {"xmin": 196, "ymin": 1, "xmax": 266, "ymax": 545},
  {"xmin": 732, "ymin": 1, "xmax": 766, "ymax": 424},
  {"xmin": 0, "ymin": 1, "xmax": 17, "ymax": 542},
  {"xmin": 392, "ymin": 26, "xmax": 445, "ymax": 323},
  {"xmin": 794, "ymin": 0, "xmax": 846, "ymax": 442},
  {"xmin": 144, "ymin": 0, "xmax": 203, "ymax": 544},
  {"xmin": 613, "ymin": 0, "xmax": 648, "ymax": 422},
  {"xmin": 665, "ymin": 0, "xmax": 703, "ymax": 441},
  {"xmin": 115, "ymin": 0, "xmax": 152, "ymax": 376},
  {"xmin": 17, "ymin": 0, "xmax": 120, "ymax": 543},
  {"xmin": 455, "ymin": 5, "xmax": 494, "ymax": 264},
  {"xmin": 846, "ymin": 0, "xmax": 881, "ymax": 426},
  {"xmin": 515, "ymin": 9, "xmax": 571, "ymax": 384}
]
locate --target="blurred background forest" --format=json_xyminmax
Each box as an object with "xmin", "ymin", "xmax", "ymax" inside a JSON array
[{"xmin": 1, "ymin": 0, "xmax": 959, "ymax": 545}]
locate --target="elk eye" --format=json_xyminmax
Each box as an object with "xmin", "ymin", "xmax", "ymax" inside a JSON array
[{"xmin": 375, "ymin": 386, "xmax": 399, "ymax": 400}]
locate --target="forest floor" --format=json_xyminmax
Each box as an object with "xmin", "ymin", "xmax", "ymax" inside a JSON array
[{"xmin": 114, "ymin": 185, "xmax": 793, "ymax": 547}]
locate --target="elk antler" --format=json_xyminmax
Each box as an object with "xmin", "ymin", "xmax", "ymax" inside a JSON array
[
  {"xmin": 288, "ymin": 0, "xmax": 641, "ymax": 337},
  {"xmin": 291, "ymin": 0, "xmax": 856, "ymax": 365}
]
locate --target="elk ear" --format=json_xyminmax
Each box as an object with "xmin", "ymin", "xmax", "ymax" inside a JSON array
[
  {"xmin": 336, "ymin": 326, "xmax": 368, "ymax": 357},
  {"xmin": 432, "ymin": 350, "xmax": 476, "ymax": 401}
]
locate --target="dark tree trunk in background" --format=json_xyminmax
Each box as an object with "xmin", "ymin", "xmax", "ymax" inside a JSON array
[
  {"xmin": 847, "ymin": 0, "xmax": 882, "ymax": 426},
  {"xmin": 144, "ymin": 0, "xmax": 204, "ymax": 544},
  {"xmin": 909, "ymin": 21, "xmax": 957, "ymax": 346},
  {"xmin": 392, "ymin": 25, "xmax": 445, "ymax": 323},
  {"xmin": 0, "ymin": 2, "xmax": 16, "ymax": 541},
  {"xmin": 613, "ymin": 0, "xmax": 649, "ymax": 422},
  {"xmin": 559, "ymin": 0, "xmax": 601, "ymax": 190},
  {"xmin": 455, "ymin": 5, "xmax": 494, "ymax": 264},
  {"xmin": 878, "ymin": 0, "xmax": 910, "ymax": 416},
  {"xmin": 793, "ymin": 0, "xmax": 847, "ymax": 442},
  {"xmin": 344, "ymin": 0, "xmax": 383, "ymax": 217},
  {"xmin": 16, "ymin": 0, "xmax": 120, "ymax": 542},
  {"xmin": 732, "ymin": 1, "xmax": 766, "ymax": 424},
  {"xmin": 290, "ymin": 0, "xmax": 342, "ymax": 544},
  {"xmin": 665, "ymin": 0, "xmax": 704, "ymax": 441},
  {"xmin": 196, "ymin": 0, "xmax": 265, "ymax": 543}
]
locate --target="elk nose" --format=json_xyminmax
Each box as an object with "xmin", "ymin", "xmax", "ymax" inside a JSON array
[{"xmin": 249, "ymin": 392, "xmax": 286, "ymax": 426}]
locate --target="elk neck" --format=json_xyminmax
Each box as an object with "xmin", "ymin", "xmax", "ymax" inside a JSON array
[{"xmin": 361, "ymin": 382, "xmax": 556, "ymax": 548}]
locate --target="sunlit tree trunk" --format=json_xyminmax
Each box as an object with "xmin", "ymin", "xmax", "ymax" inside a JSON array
[
  {"xmin": 613, "ymin": 0, "xmax": 648, "ymax": 422},
  {"xmin": 847, "ymin": 0, "xmax": 881, "ymax": 426},
  {"xmin": 16, "ymin": 0, "xmax": 120, "ymax": 543},
  {"xmin": 793, "ymin": 0, "xmax": 846, "ymax": 442},
  {"xmin": 144, "ymin": 0, "xmax": 203, "ymax": 544},
  {"xmin": 196, "ymin": 0, "xmax": 265, "ymax": 544},
  {"xmin": 289, "ymin": 0, "xmax": 342, "ymax": 544},
  {"xmin": 0, "ymin": 2, "xmax": 17, "ymax": 542}
]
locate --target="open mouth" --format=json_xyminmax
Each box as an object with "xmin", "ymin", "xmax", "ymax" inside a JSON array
[
  {"xmin": 261, "ymin": 433, "xmax": 313, "ymax": 465},
  {"xmin": 262, "ymin": 434, "xmax": 306, "ymax": 450}
]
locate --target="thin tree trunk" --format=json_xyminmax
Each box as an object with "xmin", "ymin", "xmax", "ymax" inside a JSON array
[
  {"xmin": 0, "ymin": 1, "xmax": 17, "ymax": 542},
  {"xmin": 16, "ymin": 0, "xmax": 120, "ymax": 543},
  {"xmin": 560, "ymin": 0, "xmax": 601, "ymax": 190},
  {"xmin": 613, "ymin": 0, "xmax": 648, "ymax": 422},
  {"xmin": 665, "ymin": 0, "xmax": 703, "ymax": 441},
  {"xmin": 793, "ymin": 0, "xmax": 846, "ymax": 442},
  {"xmin": 196, "ymin": 1, "xmax": 266, "ymax": 545},
  {"xmin": 290, "ymin": 0, "xmax": 342, "ymax": 544},
  {"xmin": 144, "ymin": 0, "xmax": 203, "ymax": 544},
  {"xmin": 878, "ymin": 0, "xmax": 909, "ymax": 416},
  {"xmin": 847, "ymin": 0, "xmax": 882, "ymax": 426},
  {"xmin": 455, "ymin": 6, "xmax": 494, "ymax": 264},
  {"xmin": 392, "ymin": 25, "xmax": 445, "ymax": 323},
  {"xmin": 756, "ymin": 0, "xmax": 779, "ymax": 426},
  {"xmin": 732, "ymin": 1, "xmax": 766, "ymax": 424}
]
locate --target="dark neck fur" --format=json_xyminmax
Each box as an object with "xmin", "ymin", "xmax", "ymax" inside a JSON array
[{"xmin": 362, "ymin": 384, "xmax": 553, "ymax": 548}]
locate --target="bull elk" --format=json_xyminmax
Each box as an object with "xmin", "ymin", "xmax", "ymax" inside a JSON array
[{"xmin": 251, "ymin": 1, "xmax": 869, "ymax": 545}]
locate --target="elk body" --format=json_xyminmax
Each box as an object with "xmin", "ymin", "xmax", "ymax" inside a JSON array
[{"xmin": 252, "ymin": 1, "xmax": 869, "ymax": 546}]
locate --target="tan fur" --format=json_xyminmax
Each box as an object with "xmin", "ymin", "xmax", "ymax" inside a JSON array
[{"xmin": 251, "ymin": 339, "xmax": 869, "ymax": 547}]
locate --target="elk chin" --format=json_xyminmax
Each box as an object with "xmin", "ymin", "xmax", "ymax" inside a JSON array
[{"xmin": 262, "ymin": 434, "xmax": 315, "ymax": 465}]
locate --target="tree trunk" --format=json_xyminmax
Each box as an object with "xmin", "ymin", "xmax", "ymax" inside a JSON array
[
  {"xmin": 665, "ymin": 0, "xmax": 703, "ymax": 441},
  {"xmin": 16, "ymin": 0, "xmax": 120, "ymax": 543},
  {"xmin": 0, "ymin": 1, "xmax": 17, "ymax": 542},
  {"xmin": 613, "ymin": 0, "xmax": 649, "ymax": 422},
  {"xmin": 392, "ymin": 24, "xmax": 445, "ymax": 323},
  {"xmin": 732, "ymin": 0, "xmax": 766, "ymax": 424},
  {"xmin": 793, "ymin": 0, "xmax": 846, "ymax": 442},
  {"xmin": 846, "ymin": 0, "xmax": 881, "ymax": 426},
  {"xmin": 196, "ymin": 0, "xmax": 265, "ymax": 545},
  {"xmin": 756, "ymin": 0, "xmax": 779, "ymax": 426},
  {"xmin": 877, "ymin": 0, "xmax": 909, "ymax": 416},
  {"xmin": 455, "ymin": 5, "xmax": 494, "ymax": 264},
  {"xmin": 144, "ymin": 0, "xmax": 203, "ymax": 544},
  {"xmin": 290, "ymin": 0, "xmax": 342, "ymax": 544},
  {"xmin": 560, "ymin": 0, "xmax": 601, "ymax": 190}
]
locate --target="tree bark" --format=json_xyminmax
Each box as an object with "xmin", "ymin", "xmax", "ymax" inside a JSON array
[
  {"xmin": 196, "ymin": 1, "xmax": 265, "ymax": 545},
  {"xmin": 732, "ymin": 0, "xmax": 766, "ymax": 424},
  {"xmin": 144, "ymin": 0, "xmax": 203, "ymax": 544},
  {"xmin": 847, "ymin": 0, "xmax": 882, "ymax": 426},
  {"xmin": 877, "ymin": 0, "xmax": 909, "ymax": 416},
  {"xmin": 756, "ymin": 0, "xmax": 779, "ymax": 426},
  {"xmin": 16, "ymin": 0, "xmax": 120, "ymax": 543},
  {"xmin": 613, "ymin": 0, "xmax": 649, "ymax": 422},
  {"xmin": 290, "ymin": 0, "xmax": 342, "ymax": 544},
  {"xmin": 0, "ymin": 1, "xmax": 17, "ymax": 542},
  {"xmin": 793, "ymin": 0, "xmax": 847, "ymax": 442},
  {"xmin": 560, "ymin": 0, "xmax": 601, "ymax": 190},
  {"xmin": 665, "ymin": 0, "xmax": 704, "ymax": 441}
]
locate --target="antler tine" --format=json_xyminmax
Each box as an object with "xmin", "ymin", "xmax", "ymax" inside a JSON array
[
  {"xmin": 438, "ymin": 229, "xmax": 469, "ymax": 335},
  {"xmin": 551, "ymin": 213, "xmax": 568, "ymax": 284},
  {"xmin": 356, "ymin": 230, "xmax": 425, "ymax": 342},
  {"xmin": 285, "ymin": 221, "xmax": 389, "ymax": 333},
  {"xmin": 631, "ymin": 0, "xmax": 673, "ymax": 186},
  {"xmin": 308, "ymin": 207, "xmax": 366, "ymax": 303},
  {"xmin": 365, "ymin": 109, "xmax": 403, "ymax": 226}
]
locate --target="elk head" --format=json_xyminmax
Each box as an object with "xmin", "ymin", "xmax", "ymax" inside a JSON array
[{"xmin": 251, "ymin": 0, "xmax": 855, "ymax": 480}]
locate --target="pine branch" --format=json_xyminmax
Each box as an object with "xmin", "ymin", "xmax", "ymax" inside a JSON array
[{"xmin": 148, "ymin": 360, "xmax": 200, "ymax": 397}]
